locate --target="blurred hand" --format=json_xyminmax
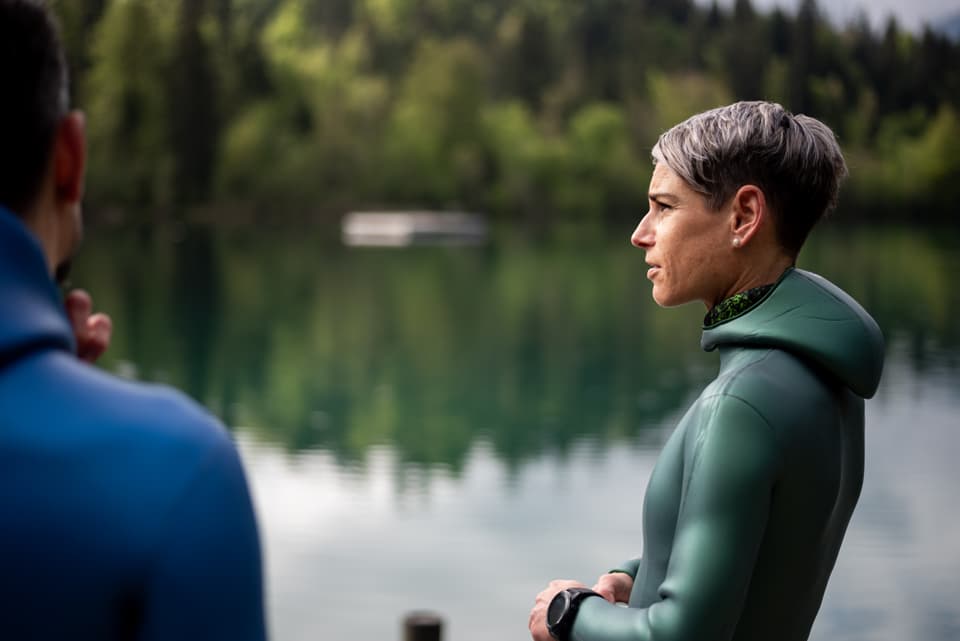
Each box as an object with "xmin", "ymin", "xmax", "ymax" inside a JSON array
[
  {"xmin": 64, "ymin": 289, "xmax": 112, "ymax": 363},
  {"xmin": 529, "ymin": 579, "xmax": 588, "ymax": 641},
  {"xmin": 592, "ymin": 572, "xmax": 633, "ymax": 604}
]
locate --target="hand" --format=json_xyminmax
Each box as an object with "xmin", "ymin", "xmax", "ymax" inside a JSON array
[
  {"xmin": 64, "ymin": 289, "xmax": 112, "ymax": 363},
  {"xmin": 529, "ymin": 579, "xmax": 588, "ymax": 641},
  {"xmin": 592, "ymin": 572, "xmax": 633, "ymax": 604}
]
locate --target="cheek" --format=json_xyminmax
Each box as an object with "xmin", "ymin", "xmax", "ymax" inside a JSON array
[
  {"xmin": 675, "ymin": 227, "xmax": 719, "ymax": 271},
  {"xmin": 657, "ymin": 243, "xmax": 707, "ymax": 301},
  {"xmin": 688, "ymin": 251, "xmax": 713, "ymax": 275}
]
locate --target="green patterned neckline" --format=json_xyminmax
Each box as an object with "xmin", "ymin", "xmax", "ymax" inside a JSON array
[{"xmin": 703, "ymin": 283, "xmax": 776, "ymax": 329}]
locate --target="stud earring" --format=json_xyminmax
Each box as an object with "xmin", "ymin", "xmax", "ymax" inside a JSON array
[{"xmin": 732, "ymin": 237, "xmax": 742, "ymax": 248}]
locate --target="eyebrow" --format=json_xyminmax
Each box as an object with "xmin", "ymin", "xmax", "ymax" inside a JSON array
[{"xmin": 648, "ymin": 192, "xmax": 679, "ymax": 204}]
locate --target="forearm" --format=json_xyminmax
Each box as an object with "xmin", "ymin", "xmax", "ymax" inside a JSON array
[{"xmin": 571, "ymin": 597, "xmax": 658, "ymax": 641}]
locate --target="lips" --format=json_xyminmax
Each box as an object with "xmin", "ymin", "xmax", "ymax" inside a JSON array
[{"xmin": 646, "ymin": 261, "xmax": 661, "ymax": 280}]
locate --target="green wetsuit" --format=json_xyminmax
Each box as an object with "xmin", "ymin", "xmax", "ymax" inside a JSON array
[{"xmin": 571, "ymin": 268, "xmax": 884, "ymax": 641}]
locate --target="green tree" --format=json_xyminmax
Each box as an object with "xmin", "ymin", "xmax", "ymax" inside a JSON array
[
  {"xmin": 380, "ymin": 38, "xmax": 490, "ymax": 207},
  {"xmin": 49, "ymin": 0, "xmax": 960, "ymax": 220},
  {"xmin": 217, "ymin": 0, "xmax": 390, "ymax": 208},
  {"xmin": 493, "ymin": 9, "xmax": 556, "ymax": 110},
  {"xmin": 84, "ymin": 0, "xmax": 173, "ymax": 210},
  {"xmin": 723, "ymin": 0, "xmax": 767, "ymax": 101},
  {"xmin": 788, "ymin": 0, "xmax": 819, "ymax": 113},
  {"xmin": 52, "ymin": 0, "xmax": 108, "ymax": 104},
  {"xmin": 169, "ymin": 0, "xmax": 220, "ymax": 206}
]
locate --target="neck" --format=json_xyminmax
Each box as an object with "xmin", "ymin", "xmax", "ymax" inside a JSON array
[
  {"xmin": 18, "ymin": 195, "xmax": 63, "ymax": 278},
  {"xmin": 708, "ymin": 252, "xmax": 794, "ymax": 310}
]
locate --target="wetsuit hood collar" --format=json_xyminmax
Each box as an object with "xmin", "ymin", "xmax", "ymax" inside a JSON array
[
  {"xmin": 0, "ymin": 205, "xmax": 74, "ymax": 367},
  {"xmin": 701, "ymin": 268, "xmax": 885, "ymax": 399}
]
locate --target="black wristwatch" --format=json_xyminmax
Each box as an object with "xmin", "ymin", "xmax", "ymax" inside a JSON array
[{"xmin": 546, "ymin": 587, "xmax": 601, "ymax": 641}]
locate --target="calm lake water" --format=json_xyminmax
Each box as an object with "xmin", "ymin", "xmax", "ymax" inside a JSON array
[{"xmin": 74, "ymin": 221, "xmax": 960, "ymax": 641}]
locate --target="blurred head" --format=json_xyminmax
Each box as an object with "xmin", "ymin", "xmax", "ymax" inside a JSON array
[
  {"xmin": 0, "ymin": 0, "xmax": 86, "ymax": 281},
  {"xmin": 631, "ymin": 101, "xmax": 847, "ymax": 308}
]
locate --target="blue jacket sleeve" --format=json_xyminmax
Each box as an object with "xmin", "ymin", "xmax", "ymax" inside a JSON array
[
  {"xmin": 571, "ymin": 396, "xmax": 778, "ymax": 641},
  {"xmin": 139, "ymin": 434, "xmax": 267, "ymax": 641}
]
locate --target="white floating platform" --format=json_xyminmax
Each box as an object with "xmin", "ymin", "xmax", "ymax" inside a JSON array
[{"xmin": 342, "ymin": 211, "xmax": 489, "ymax": 247}]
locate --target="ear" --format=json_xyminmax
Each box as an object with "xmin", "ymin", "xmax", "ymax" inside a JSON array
[
  {"xmin": 53, "ymin": 111, "xmax": 86, "ymax": 205},
  {"xmin": 729, "ymin": 184, "xmax": 767, "ymax": 245}
]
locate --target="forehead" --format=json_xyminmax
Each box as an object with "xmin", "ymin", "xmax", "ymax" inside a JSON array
[{"xmin": 649, "ymin": 163, "xmax": 693, "ymax": 198}]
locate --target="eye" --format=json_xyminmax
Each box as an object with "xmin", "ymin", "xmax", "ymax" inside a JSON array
[{"xmin": 651, "ymin": 199, "xmax": 672, "ymax": 213}]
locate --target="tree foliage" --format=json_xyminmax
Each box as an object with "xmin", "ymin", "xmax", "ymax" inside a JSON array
[{"xmin": 54, "ymin": 0, "xmax": 960, "ymax": 221}]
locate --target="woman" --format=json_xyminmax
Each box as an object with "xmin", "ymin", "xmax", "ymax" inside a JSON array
[{"xmin": 529, "ymin": 101, "xmax": 884, "ymax": 641}]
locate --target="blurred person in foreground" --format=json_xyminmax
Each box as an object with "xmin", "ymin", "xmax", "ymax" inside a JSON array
[
  {"xmin": 529, "ymin": 101, "xmax": 885, "ymax": 641},
  {"xmin": 0, "ymin": 1, "xmax": 266, "ymax": 639}
]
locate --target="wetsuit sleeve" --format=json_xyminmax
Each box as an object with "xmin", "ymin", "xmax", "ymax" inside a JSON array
[
  {"xmin": 610, "ymin": 558, "xmax": 641, "ymax": 579},
  {"xmin": 139, "ymin": 435, "xmax": 267, "ymax": 641},
  {"xmin": 571, "ymin": 396, "xmax": 778, "ymax": 641}
]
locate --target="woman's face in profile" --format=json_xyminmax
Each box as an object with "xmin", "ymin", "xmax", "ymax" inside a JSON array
[{"xmin": 631, "ymin": 163, "xmax": 735, "ymax": 309}]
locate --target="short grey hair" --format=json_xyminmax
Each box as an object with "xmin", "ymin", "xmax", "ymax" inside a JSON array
[{"xmin": 651, "ymin": 101, "xmax": 848, "ymax": 254}]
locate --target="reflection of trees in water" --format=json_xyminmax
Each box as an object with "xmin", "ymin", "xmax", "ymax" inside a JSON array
[
  {"xmin": 73, "ymin": 224, "xmax": 959, "ymax": 469},
  {"xmin": 170, "ymin": 228, "xmax": 221, "ymax": 406},
  {"xmin": 196, "ymin": 233, "xmax": 716, "ymax": 471},
  {"xmin": 801, "ymin": 224, "xmax": 960, "ymax": 372}
]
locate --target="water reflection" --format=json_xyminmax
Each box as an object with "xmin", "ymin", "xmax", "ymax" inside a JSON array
[
  {"xmin": 813, "ymin": 348, "xmax": 960, "ymax": 641},
  {"xmin": 240, "ymin": 435, "xmax": 668, "ymax": 641},
  {"xmin": 72, "ymin": 222, "xmax": 960, "ymax": 640},
  {"xmin": 238, "ymin": 346, "xmax": 960, "ymax": 641},
  {"xmin": 78, "ymin": 224, "xmax": 718, "ymax": 465}
]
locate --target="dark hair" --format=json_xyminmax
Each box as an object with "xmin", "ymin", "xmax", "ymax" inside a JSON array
[
  {"xmin": 0, "ymin": 0, "xmax": 69, "ymax": 216},
  {"xmin": 652, "ymin": 101, "xmax": 848, "ymax": 256}
]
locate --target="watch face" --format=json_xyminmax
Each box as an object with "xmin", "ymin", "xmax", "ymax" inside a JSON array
[{"xmin": 547, "ymin": 591, "xmax": 568, "ymax": 626}]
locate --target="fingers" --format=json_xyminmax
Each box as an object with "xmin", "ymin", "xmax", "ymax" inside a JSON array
[
  {"xmin": 591, "ymin": 575, "xmax": 617, "ymax": 601},
  {"xmin": 64, "ymin": 289, "xmax": 113, "ymax": 363},
  {"xmin": 592, "ymin": 584, "xmax": 617, "ymax": 603},
  {"xmin": 548, "ymin": 579, "xmax": 587, "ymax": 592},
  {"xmin": 78, "ymin": 313, "xmax": 112, "ymax": 362},
  {"xmin": 528, "ymin": 596, "xmax": 546, "ymax": 637},
  {"xmin": 528, "ymin": 601, "xmax": 551, "ymax": 641},
  {"xmin": 64, "ymin": 289, "xmax": 92, "ymax": 336},
  {"xmin": 592, "ymin": 572, "xmax": 633, "ymax": 604}
]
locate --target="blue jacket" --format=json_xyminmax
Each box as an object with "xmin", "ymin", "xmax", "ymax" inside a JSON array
[{"xmin": 0, "ymin": 207, "xmax": 267, "ymax": 640}]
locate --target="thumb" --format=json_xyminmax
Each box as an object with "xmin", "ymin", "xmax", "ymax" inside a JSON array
[{"xmin": 591, "ymin": 583, "xmax": 617, "ymax": 603}]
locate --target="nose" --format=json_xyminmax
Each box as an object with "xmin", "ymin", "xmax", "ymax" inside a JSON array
[{"xmin": 630, "ymin": 211, "xmax": 654, "ymax": 249}]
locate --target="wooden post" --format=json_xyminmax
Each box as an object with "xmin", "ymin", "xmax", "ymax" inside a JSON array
[{"xmin": 403, "ymin": 611, "xmax": 443, "ymax": 641}]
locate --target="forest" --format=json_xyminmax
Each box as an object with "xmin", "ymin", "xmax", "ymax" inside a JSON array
[{"xmin": 52, "ymin": 0, "xmax": 960, "ymax": 224}]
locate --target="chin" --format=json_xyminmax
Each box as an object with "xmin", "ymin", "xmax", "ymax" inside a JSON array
[
  {"xmin": 652, "ymin": 286, "xmax": 692, "ymax": 309},
  {"xmin": 652, "ymin": 295, "xmax": 680, "ymax": 308}
]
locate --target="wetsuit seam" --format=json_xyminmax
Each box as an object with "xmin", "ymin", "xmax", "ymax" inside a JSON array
[
  {"xmin": 725, "ymin": 345, "xmax": 839, "ymax": 409},
  {"xmin": 698, "ymin": 349, "xmax": 786, "ymax": 474},
  {"xmin": 794, "ymin": 270, "xmax": 881, "ymax": 356}
]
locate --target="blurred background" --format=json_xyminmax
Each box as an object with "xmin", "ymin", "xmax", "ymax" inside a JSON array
[{"xmin": 52, "ymin": 0, "xmax": 960, "ymax": 639}]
